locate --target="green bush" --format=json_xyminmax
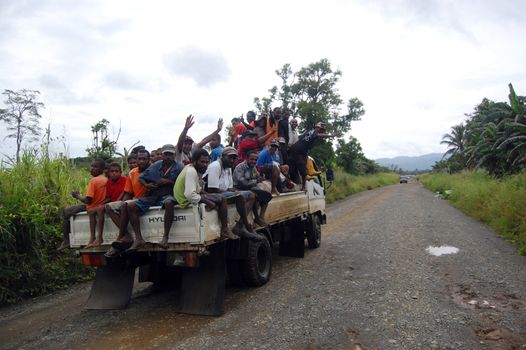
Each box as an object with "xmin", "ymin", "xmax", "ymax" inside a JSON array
[
  {"xmin": 325, "ymin": 170, "xmax": 398, "ymax": 203},
  {"xmin": 0, "ymin": 150, "xmax": 93, "ymax": 305},
  {"xmin": 419, "ymin": 171, "xmax": 526, "ymax": 254}
]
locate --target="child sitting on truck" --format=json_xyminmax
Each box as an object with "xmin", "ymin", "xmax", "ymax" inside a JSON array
[{"xmin": 58, "ymin": 159, "xmax": 107, "ymax": 250}]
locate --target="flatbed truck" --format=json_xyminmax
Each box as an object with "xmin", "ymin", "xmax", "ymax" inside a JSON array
[{"xmin": 69, "ymin": 179, "xmax": 327, "ymax": 316}]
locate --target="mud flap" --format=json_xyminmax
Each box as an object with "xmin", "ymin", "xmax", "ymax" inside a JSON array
[
  {"xmin": 278, "ymin": 219, "xmax": 305, "ymax": 258},
  {"xmin": 175, "ymin": 242, "xmax": 226, "ymax": 316},
  {"xmin": 85, "ymin": 264, "xmax": 136, "ymax": 310}
]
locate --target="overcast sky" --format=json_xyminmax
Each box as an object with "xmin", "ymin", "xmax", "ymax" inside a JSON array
[{"xmin": 1, "ymin": 0, "xmax": 525, "ymax": 160}]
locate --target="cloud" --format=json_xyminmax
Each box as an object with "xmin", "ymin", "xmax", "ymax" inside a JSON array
[
  {"xmin": 164, "ymin": 46, "xmax": 230, "ymax": 87},
  {"xmin": 38, "ymin": 74, "xmax": 67, "ymax": 89},
  {"xmin": 103, "ymin": 71, "xmax": 150, "ymax": 91}
]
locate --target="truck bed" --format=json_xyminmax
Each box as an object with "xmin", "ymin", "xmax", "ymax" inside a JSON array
[{"xmin": 70, "ymin": 189, "xmax": 314, "ymax": 249}]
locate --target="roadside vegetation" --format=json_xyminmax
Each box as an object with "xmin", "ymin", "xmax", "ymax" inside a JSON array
[
  {"xmin": 0, "ymin": 147, "xmax": 93, "ymax": 305},
  {"xmin": 419, "ymin": 171, "xmax": 526, "ymax": 254},
  {"xmin": 325, "ymin": 170, "xmax": 398, "ymax": 203},
  {"xmin": 0, "ymin": 59, "xmax": 394, "ymax": 305},
  {"xmin": 426, "ymin": 84, "xmax": 526, "ymax": 255}
]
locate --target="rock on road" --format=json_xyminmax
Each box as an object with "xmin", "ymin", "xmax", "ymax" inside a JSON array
[{"xmin": 1, "ymin": 182, "xmax": 525, "ymax": 349}]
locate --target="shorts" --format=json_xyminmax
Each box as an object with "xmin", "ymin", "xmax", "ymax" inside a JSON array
[
  {"xmin": 223, "ymin": 190, "xmax": 250, "ymax": 200},
  {"xmin": 257, "ymin": 164, "xmax": 275, "ymax": 180},
  {"xmin": 133, "ymin": 194, "xmax": 176, "ymax": 213},
  {"xmin": 106, "ymin": 200, "xmax": 135, "ymax": 214}
]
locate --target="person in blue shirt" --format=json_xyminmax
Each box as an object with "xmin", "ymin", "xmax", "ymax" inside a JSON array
[
  {"xmin": 256, "ymin": 139, "xmax": 282, "ymax": 195},
  {"xmin": 208, "ymin": 134, "xmax": 223, "ymax": 162},
  {"xmin": 126, "ymin": 144, "xmax": 184, "ymax": 251}
]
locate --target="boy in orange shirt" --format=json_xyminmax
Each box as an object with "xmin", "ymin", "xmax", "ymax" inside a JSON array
[
  {"xmin": 104, "ymin": 150, "xmax": 150, "ymax": 256},
  {"xmin": 58, "ymin": 159, "xmax": 107, "ymax": 250}
]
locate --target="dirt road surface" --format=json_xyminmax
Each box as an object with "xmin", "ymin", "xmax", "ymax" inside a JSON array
[{"xmin": 1, "ymin": 182, "xmax": 525, "ymax": 349}]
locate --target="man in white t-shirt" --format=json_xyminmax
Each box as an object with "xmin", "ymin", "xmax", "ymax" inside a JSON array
[
  {"xmin": 204, "ymin": 147, "xmax": 262, "ymax": 241},
  {"xmin": 175, "ymin": 115, "xmax": 223, "ymax": 165}
]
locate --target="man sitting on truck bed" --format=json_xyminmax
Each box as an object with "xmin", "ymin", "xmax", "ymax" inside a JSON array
[
  {"xmin": 104, "ymin": 150, "xmax": 151, "ymax": 256},
  {"xmin": 58, "ymin": 158, "xmax": 107, "ymax": 250},
  {"xmin": 174, "ymin": 148, "xmax": 239, "ymax": 240},
  {"xmin": 126, "ymin": 144, "xmax": 184, "ymax": 251},
  {"xmin": 204, "ymin": 147, "xmax": 262, "ymax": 240},
  {"xmin": 233, "ymin": 150, "xmax": 271, "ymax": 227}
]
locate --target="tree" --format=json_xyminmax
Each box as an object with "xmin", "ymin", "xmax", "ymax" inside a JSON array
[
  {"xmin": 254, "ymin": 59, "xmax": 365, "ymax": 168},
  {"xmin": 0, "ymin": 89, "xmax": 44, "ymax": 162},
  {"xmin": 86, "ymin": 119, "xmax": 120, "ymax": 160},
  {"xmin": 437, "ymin": 83, "xmax": 526, "ymax": 176},
  {"xmin": 335, "ymin": 136, "xmax": 379, "ymax": 175},
  {"xmin": 255, "ymin": 59, "xmax": 364, "ymax": 136}
]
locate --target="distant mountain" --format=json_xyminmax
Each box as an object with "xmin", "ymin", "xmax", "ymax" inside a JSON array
[{"xmin": 374, "ymin": 153, "xmax": 444, "ymax": 171}]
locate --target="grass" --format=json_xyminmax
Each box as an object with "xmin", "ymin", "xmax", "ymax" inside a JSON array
[
  {"xmin": 419, "ymin": 170, "xmax": 526, "ymax": 254},
  {"xmin": 325, "ymin": 170, "xmax": 399, "ymax": 203},
  {"xmin": 0, "ymin": 150, "xmax": 93, "ymax": 305},
  {"xmin": 0, "ymin": 151, "xmax": 397, "ymax": 305}
]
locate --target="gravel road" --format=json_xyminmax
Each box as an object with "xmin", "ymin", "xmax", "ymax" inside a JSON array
[{"xmin": 1, "ymin": 182, "xmax": 525, "ymax": 349}]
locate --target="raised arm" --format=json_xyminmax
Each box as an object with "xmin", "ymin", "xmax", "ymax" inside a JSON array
[
  {"xmin": 176, "ymin": 115, "xmax": 195, "ymax": 153},
  {"xmin": 196, "ymin": 118, "xmax": 223, "ymax": 149},
  {"xmin": 317, "ymin": 131, "xmax": 342, "ymax": 139},
  {"xmin": 257, "ymin": 124, "xmax": 278, "ymax": 143}
]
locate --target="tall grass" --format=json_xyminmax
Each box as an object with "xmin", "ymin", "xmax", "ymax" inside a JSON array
[
  {"xmin": 419, "ymin": 170, "xmax": 526, "ymax": 254},
  {"xmin": 0, "ymin": 149, "xmax": 93, "ymax": 305},
  {"xmin": 325, "ymin": 170, "xmax": 399, "ymax": 203}
]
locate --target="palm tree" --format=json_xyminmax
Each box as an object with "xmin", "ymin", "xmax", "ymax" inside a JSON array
[{"xmin": 441, "ymin": 123, "xmax": 466, "ymax": 158}]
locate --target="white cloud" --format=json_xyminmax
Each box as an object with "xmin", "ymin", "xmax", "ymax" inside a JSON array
[
  {"xmin": 164, "ymin": 46, "xmax": 230, "ymax": 87},
  {"xmin": 0, "ymin": 0, "xmax": 525, "ymax": 161}
]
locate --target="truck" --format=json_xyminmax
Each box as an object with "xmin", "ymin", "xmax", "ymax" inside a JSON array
[{"xmin": 69, "ymin": 177, "xmax": 327, "ymax": 316}]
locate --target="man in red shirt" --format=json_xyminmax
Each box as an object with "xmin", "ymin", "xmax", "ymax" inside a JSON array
[
  {"xmin": 236, "ymin": 130, "xmax": 260, "ymax": 164},
  {"xmin": 105, "ymin": 150, "xmax": 150, "ymax": 256},
  {"xmin": 229, "ymin": 117, "xmax": 246, "ymax": 147}
]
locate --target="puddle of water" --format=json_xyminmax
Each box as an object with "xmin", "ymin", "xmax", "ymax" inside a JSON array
[{"xmin": 426, "ymin": 246, "xmax": 459, "ymax": 256}]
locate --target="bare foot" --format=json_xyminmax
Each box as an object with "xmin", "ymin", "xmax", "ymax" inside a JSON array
[
  {"xmin": 271, "ymin": 190, "xmax": 280, "ymax": 196},
  {"xmin": 254, "ymin": 218, "xmax": 268, "ymax": 227},
  {"xmin": 116, "ymin": 234, "xmax": 133, "ymax": 244},
  {"xmin": 220, "ymin": 229, "xmax": 239, "ymax": 240},
  {"xmin": 158, "ymin": 236, "xmax": 169, "ymax": 249},
  {"xmin": 126, "ymin": 239, "xmax": 146, "ymax": 253}
]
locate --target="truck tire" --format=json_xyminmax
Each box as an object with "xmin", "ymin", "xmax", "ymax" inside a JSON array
[
  {"xmin": 241, "ymin": 237, "xmax": 272, "ymax": 287},
  {"xmin": 306, "ymin": 214, "xmax": 321, "ymax": 249}
]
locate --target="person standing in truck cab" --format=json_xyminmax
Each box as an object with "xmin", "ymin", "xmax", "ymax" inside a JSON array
[
  {"xmin": 126, "ymin": 144, "xmax": 183, "ymax": 251},
  {"xmin": 58, "ymin": 158, "xmax": 107, "ymax": 251},
  {"xmin": 174, "ymin": 148, "xmax": 239, "ymax": 240},
  {"xmin": 288, "ymin": 122, "xmax": 341, "ymax": 190}
]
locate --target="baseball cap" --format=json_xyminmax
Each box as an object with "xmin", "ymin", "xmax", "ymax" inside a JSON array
[
  {"xmin": 184, "ymin": 136, "xmax": 194, "ymax": 143},
  {"xmin": 161, "ymin": 144, "xmax": 176, "ymax": 154},
  {"xmin": 278, "ymin": 137, "xmax": 286, "ymax": 144},
  {"xmin": 222, "ymin": 146, "xmax": 238, "ymax": 157},
  {"xmin": 269, "ymin": 139, "xmax": 279, "ymax": 147}
]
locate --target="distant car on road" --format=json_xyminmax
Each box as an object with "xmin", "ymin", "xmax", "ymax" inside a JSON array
[{"xmin": 400, "ymin": 176, "xmax": 409, "ymax": 184}]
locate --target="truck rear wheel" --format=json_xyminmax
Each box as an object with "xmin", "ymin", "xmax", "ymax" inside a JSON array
[
  {"xmin": 241, "ymin": 237, "xmax": 272, "ymax": 287},
  {"xmin": 306, "ymin": 214, "xmax": 321, "ymax": 249}
]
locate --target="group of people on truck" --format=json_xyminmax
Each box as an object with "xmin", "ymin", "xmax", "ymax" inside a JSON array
[{"xmin": 59, "ymin": 109, "xmax": 339, "ymax": 255}]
